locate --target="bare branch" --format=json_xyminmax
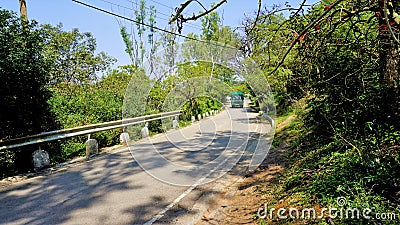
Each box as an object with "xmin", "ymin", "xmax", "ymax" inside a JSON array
[
  {"xmin": 169, "ymin": 0, "xmax": 227, "ymax": 33},
  {"xmin": 384, "ymin": 0, "xmax": 400, "ymax": 44},
  {"xmin": 170, "ymin": 0, "xmax": 193, "ymax": 23},
  {"xmin": 246, "ymin": 0, "xmax": 262, "ymax": 36},
  {"xmin": 268, "ymin": 0, "xmax": 345, "ymax": 76}
]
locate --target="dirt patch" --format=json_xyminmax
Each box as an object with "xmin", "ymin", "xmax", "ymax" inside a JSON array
[{"xmin": 196, "ymin": 115, "xmax": 296, "ymax": 225}]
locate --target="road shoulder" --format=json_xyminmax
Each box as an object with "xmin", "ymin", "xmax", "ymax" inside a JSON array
[{"xmin": 194, "ymin": 115, "xmax": 296, "ymax": 224}]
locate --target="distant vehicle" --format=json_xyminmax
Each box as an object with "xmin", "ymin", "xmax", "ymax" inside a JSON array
[{"xmin": 231, "ymin": 92, "xmax": 244, "ymax": 108}]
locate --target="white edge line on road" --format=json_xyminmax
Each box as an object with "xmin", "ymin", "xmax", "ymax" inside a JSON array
[{"xmin": 142, "ymin": 136, "xmax": 248, "ymax": 225}]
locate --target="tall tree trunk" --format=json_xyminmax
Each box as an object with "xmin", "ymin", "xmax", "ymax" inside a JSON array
[
  {"xmin": 19, "ymin": 0, "xmax": 28, "ymax": 21},
  {"xmin": 377, "ymin": 0, "xmax": 399, "ymax": 117},
  {"xmin": 378, "ymin": 0, "xmax": 399, "ymax": 88},
  {"xmin": 379, "ymin": 36, "xmax": 399, "ymax": 88}
]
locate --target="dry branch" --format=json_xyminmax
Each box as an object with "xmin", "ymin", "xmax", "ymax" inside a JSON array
[{"xmin": 169, "ymin": 0, "xmax": 227, "ymax": 33}]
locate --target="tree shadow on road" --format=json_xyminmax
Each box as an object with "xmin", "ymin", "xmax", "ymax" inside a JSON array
[{"xmin": 0, "ymin": 150, "xmax": 145, "ymax": 224}]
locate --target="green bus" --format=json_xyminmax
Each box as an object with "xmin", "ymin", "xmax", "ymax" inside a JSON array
[{"xmin": 231, "ymin": 92, "xmax": 244, "ymax": 108}]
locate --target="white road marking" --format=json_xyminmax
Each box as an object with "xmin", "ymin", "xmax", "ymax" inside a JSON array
[{"xmin": 143, "ymin": 138, "xmax": 248, "ymax": 225}]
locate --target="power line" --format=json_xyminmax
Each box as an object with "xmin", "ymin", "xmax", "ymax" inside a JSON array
[
  {"xmin": 97, "ymin": 0, "xmax": 202, "ymax": 30},
  {"xmin": 101, "ymin": 0, "xmax": 203, "ymax": 29},
  {"xmin": 121, "ymin": 0, "xmax": 198, "ymax": 23},
  {"xmin": 120, "ymin": 0, "xmax": 172, "ymax": 18},
  {"xmin": 145, "ymin": 0, "xmax": 204, "ymax": 21},
  {"xmin": 72, "ymin": 0, "xmax": 237, "ymax": 50},
  {"xmin": 148, "ymin": 0, "xmax": 173, "ymax": 10}
]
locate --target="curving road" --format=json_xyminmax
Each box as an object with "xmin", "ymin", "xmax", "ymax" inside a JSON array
[{"xmin": 0, "ymin": 105, "xmax": 272, "ymax": 225}]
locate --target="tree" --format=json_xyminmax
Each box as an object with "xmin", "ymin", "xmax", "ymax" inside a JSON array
[
  {"xmin": 241, "ymin": 13, "xmax": 296, "ymax": 112},
  {"xmin": 201, "ymin": 9, "xmax": 220, "ymax": 41},
  {"xmin": 229, "ymin": 1, "xmax": 400, "ymax": 221},
  {"xmin": 41, "ymin": 24, "xmax": 115, "ymax": 87},
  {"xmin": 119, "ymin": 0, "xmax": 157, "ymax": 68},
  {"xmin": 48, "ymin": 66, "xmax": 134, "ymax": 158},
  {"xmin": 159, "ymin": 24, "xmax": 178, "ymax": 78},
  {"xmin": 0, "ymin": 10, "xmax": 53, "ymax": 135},
  {"xmin": 166, "ymin": 0, "xmax": 400, "ymax": 218},
  {"xmin": 377, "ymin": 0, "xmax": 399, "ymax": 88},
  {"xmin": 0, "ymin": 9, "xmax": 55, "ymax": 175},
  {"xmin": 270, "ymin": 0, "xmax": 400, "ymax": 213}
]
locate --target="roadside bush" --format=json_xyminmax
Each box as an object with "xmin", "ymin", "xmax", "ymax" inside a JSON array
[
  {"xmin": 0, "ymin": 9, "xmax": 59, "ymax": 176},
  {"xmin": 48, "ymin": 69, "xmax": 132, "ymax": 159}
]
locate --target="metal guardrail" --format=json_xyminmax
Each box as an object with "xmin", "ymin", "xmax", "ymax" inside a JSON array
[{"xmin": 0, "ymin": 110, "xmax": 182, "ymax": 151}]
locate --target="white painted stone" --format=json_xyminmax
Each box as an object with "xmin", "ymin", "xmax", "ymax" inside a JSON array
[
  {"xmin": 198, "ymin": 114, "xmax": 202, "ymax": 121},
  {"xmin": 191, "ymin": 116, "xmax": 196, "ymax": 123},
  {"xmin": 141, "ymin": 122, "xmax": 149, "ymax": 138},
  {"xmin": 120, "ymin": 132, "xmax": 130, "ymax": 145},
  {"xmin": 32, "ymin": 148, "xmax": 50, "ymax": 170},
  {"xmin": 172, "ymin": 116, "xmax": 179, "ymax": 129},
  {"xmin": 85, "ymin": 139, "xmax": 98, "ymax": 157}
]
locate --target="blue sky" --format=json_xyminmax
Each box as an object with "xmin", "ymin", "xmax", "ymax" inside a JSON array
[{"xmin": 0, "ymin": 0, "xmax": 307, "ymax": 67}]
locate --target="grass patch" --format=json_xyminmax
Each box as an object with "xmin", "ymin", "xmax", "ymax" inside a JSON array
[
  {"xmin": 274, "ymin": 111, "xmax": 294, "ymax": 125},
  {"xmin": 255, "ymin": 113, "xmax": 400, "ymax": 225}
]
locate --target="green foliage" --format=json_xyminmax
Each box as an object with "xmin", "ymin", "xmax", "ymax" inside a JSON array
[
  {"xmin": 48, "ymin": 68, "xmax": 133, "ymax": 158},
  {"xmin": 38, "ymin": 25, "xmax": 121, "ymax": 160},
  {"xmin": 181, "ymin": 96, "xmax": 223, "ymax": 121},
  {"xmin": 143, "ymin": 72, "xmax": 224, "ymax": 132},
  {"xmin": 59, "ymin": 140, "xmax": 86, "ymax": 158},
  {"xmin": 201, "ymin": 8, "xmax": 221, "ymax": 41},
  {"xmin": 177, "ymin": 61, "xmax": 235, "ymax": 84},
  {"xmin": 120, "ymin": 26, "xmax": 135, "ymax": 63},
  {"xmin": 0, "ymin": 9, "xmax": 53, "ymax": 138},
  {"xmin": 0, "ymin": 6, "xmax": 210, "ymax": 177},
  {"xmin": 0, "ymin": 9, "xmax": 58, "ymax": 175},
  {"xmin": 249, "ymin": 1, "xmax": 400, "ymax": 223},
  {"xmin": 246, "ymin": 13, "xmax": 299, "ymax": 113},
  {"xmin": 120, "ymin": 0, "xmax": 157, "ymax": 67},
  {"xmin": 41, "ymin": 24, "xmax": 115, "ymax": 85},
  {"xmin": 277, "ymin": 122, "xmax": 400, "ymax": 224}
]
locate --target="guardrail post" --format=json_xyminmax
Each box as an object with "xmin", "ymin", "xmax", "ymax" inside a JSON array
[
  {"xmin": 191, "ymin": 115, "xmax": 195, "ymax": 123},
  {"xmin": 202, "ymin": 113, "xmax": 206, "ymax": 119},
  {"xmin": 85, "ymin": 134, "xmax": 98, "ymax": 158},
  {"xmin": 141, "ymin": 122, "xmax": 149, "ymax": 138},
  {"xmin": 205, "ymin": 111, "xmax": 209, "ymax": 117},
  {"xmin": 198, "ymin": 114, "xmax": 201, "ymax": 121},
  {"xmin": 32, "ymin": 147, "xmax": 50, "ymax": 171}
]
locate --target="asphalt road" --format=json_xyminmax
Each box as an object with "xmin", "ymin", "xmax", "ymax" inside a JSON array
[{"xmin": 0, "ymin": 105, "xmax": 272, "ymax": 225}]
